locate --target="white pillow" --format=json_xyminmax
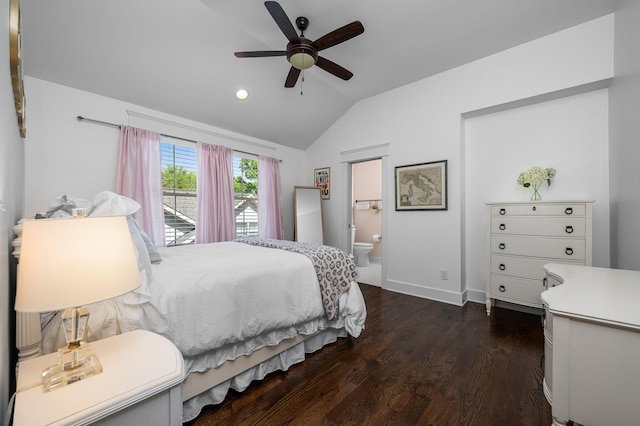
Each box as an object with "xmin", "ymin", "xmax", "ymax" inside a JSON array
[
  {"xmin": 90, "ymin": 191, "xmax": 141, "ymax": 216},
  {"xmin": 128, "ymin": 217, "xmax": 162, "ymax": 264},
  {"xmin": 43, "ymin": 195, "xmax": 92, "ymax": 218},
  {"xmin": 88, "ymin": 191, "xmax": 153, "ymax": 304},
  {"xmin": 119, "ymin": 216, "xmax": 153, "ymax": 304}
]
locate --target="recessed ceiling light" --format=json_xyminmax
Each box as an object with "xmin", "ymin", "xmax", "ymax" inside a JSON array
[{"xmin": 236, "ymin": 89, "xmax": 249, "ymax": 100}]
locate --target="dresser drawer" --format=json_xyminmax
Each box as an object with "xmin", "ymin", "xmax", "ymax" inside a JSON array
[
  {"xmin": 491, "ymin": 235, "xmax": 586, "ymax": 260},
  {"xmin": 491, "ymin": 255, "xmax": 585, "ymax": 282},
  {"xmin": 491, "ymin": 204, "xmax": 586, "ymax": 217},
  {"xmin": 491, "ymin": 255, "xmax": 553, "ymax": 280},
  {"xmin": 490, "ymin": 274, "xmax": 544, "ymax": 307},
  {"xmin": 491, "ymin": 216, "xmax": 586, "ymax": 237}
]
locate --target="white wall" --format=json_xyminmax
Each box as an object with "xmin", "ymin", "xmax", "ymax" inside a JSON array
[
  {"xmin": 465, "ymin": 90, "xmax": 610, "ymax": 299},
  {"xmin": 610, "ymin": 0, "xmax": 640, "ymax": 270},
  {"xmin": 1, "ymin": 0, "xmax": 26, "ymax": 416},
  {"xmin": 23, "ymin": 77, "xmax": 308, "ymax": 241},
  {"xmin": 306, "ymin": 15, "xmax": 614, "ymax": 304}
]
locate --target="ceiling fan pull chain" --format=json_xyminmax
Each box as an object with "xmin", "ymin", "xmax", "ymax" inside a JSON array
[{"xmin": 301, "ymin": 69, "xmax": 304, "ymax": 96}]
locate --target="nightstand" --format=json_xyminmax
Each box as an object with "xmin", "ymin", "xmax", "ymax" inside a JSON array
[{"xmin": 14, "ymin": 330, "xmax": 185, "ymax": 425}]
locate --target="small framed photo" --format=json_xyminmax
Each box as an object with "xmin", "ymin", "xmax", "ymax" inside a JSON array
[
  {"xmin": 395, "ymin": 160, "xmax": 447, "ymax": 211},
  {"xmin": 314, "ymin": 167, "xmax": 330, "ymax": 200}
]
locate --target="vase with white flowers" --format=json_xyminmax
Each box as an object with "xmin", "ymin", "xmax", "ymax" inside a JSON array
[{"xmin": 517, "ymin": 166, "xmax": 556, "ymax": 201}]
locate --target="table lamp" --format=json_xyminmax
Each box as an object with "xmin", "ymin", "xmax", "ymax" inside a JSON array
[{"xmin": 15, "ymin": 215, "xmax": 140, "ymax": 391}]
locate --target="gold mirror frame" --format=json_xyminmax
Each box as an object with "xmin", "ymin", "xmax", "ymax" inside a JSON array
[{"xmin": 10, "ymin": 0, "xmax": 26, "ymax": 138}]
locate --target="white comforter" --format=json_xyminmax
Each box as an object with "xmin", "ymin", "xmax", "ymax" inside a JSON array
[{"xmin": 41, "ymin": 242, "xmax": 366, "ymax": 372}]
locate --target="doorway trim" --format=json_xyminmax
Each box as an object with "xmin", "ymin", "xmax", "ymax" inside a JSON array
[{"xmin": 341, "ymin": 143, "xmax": 390, "ymax": 288}]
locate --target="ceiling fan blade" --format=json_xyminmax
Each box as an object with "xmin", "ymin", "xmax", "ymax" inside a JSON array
[
  {"xmin": 235, "ymin": 51, "xmax": 286, "ymax": 58},
  {"xmin": 264, "ymin": 1, "xmax": 299, "ymax": 43},
  {"xmin": 285, "ymin": 67, "xmax": 301, "ymax": 87},
  {"xmin": 316, "ymin": 56, "xmax": 354, "ymax": 80},
  {"xmin": 313, "ymin": 21, "xmax": 364, "ymax": 52}
]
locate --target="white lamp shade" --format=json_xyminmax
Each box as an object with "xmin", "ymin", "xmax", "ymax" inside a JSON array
[{"xmin": 15, "ymin": 216, "xmax": 140, "ymax": 312}]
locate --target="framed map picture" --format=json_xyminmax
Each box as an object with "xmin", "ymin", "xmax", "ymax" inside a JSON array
[
  {"xmin": 314, "ymin": 167, "xmax": 330, "ymax": 200},
  {"xmin": 395, "ymin": 160, "xmax": 447, "ymax": 211}
]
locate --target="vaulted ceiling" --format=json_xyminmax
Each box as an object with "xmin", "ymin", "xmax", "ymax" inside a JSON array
[{"xmin": 21, "ymin": 0, "xmax": 618, "ymax": 150}]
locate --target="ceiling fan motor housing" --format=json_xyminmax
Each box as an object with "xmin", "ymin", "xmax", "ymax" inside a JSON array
[{"xmin": 287, "ymin": 38, "xmax": 318, "ymax": 70}]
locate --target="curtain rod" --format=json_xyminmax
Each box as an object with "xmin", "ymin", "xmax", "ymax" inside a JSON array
[{"xmin": 76, "ymin": 115, "xmax": 270, "ymax": 159}]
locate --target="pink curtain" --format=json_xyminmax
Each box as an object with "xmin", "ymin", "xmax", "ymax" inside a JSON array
[
  {"xmin": 116, "ymin": 126, "xmax": 166, "ymax": 246},
  {"xmin": 196, "ymin": 142, "xmax": 236, "ymax": 243},
  {"xmin": 258, "ymin": 155, "xmax": 284, "ymax": 239}
]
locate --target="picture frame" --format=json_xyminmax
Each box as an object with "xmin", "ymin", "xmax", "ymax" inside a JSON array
[
  {"xmin": 314, "ymin": 167, "xmax": 330, "ymax": 200},
  {"xmin": 395, "ymin": 160, "xmax": 447, "ymax": 211}
]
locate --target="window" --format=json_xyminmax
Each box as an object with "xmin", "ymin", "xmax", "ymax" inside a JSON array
[
  {"xmin": 161, "ymin": 142, "xmax": 197, "ymax": 246},
  {"xmin": 234, "ymin": 156, "xmax": 258, "ymax": 237},
  {"xmin": 161, "ymin": 141, "xmax": 259, "ymax": 244}
]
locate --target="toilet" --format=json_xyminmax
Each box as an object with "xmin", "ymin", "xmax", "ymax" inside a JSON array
[{"xmin": 351, "ymin": 226, "xmax": 374, "ymax": 267}]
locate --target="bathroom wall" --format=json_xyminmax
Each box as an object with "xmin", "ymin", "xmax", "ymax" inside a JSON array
[{"xmin": 353, "ymin": 159, "xmax": 382, "ymax": 259}]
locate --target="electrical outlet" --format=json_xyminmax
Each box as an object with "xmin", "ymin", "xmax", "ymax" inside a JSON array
[{"xmin": 440, "ymin": 269, "xmax": 448, "ymax": 280}]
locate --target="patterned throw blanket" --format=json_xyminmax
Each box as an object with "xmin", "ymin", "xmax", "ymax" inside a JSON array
[{"xmin": 234, "ymin": 237, "xmax": 359, "ymax": 320}]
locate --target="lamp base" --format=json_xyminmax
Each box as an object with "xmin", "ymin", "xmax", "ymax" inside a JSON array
[{"xmin": 42, "ymin": 342, "xmax": 103, "ymax": 391}]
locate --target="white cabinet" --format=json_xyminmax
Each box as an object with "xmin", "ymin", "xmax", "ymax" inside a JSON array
[
  {"xmin": 14, "ymin": 330, "xmax": 184, "ymax": 426},
  {"xmin": 485, "ymin": 201, "xmax": 592, "ymax": 315},
  {"xmin": 542, "ymin": 264, "xmax": 640, "ymax": 426}
]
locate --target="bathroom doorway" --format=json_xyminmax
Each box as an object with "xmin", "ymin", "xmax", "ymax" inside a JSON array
[{"xmin": 351, "ymin": 159, "xmax": 382, "ymax": 286}]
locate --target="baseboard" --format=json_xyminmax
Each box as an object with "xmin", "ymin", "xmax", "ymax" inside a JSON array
[
  {"xmin": 466, "ymin": 288, "xmax": 486, "ymax": 304},
  {"xmin": 384, "ymin": 279, "xmax": 466, "ymax": 306}
]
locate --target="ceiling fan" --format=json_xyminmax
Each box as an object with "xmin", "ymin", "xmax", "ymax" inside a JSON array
[{"xmin": 234, "ymin": 1, "xmax": 365, "ymax": 88}]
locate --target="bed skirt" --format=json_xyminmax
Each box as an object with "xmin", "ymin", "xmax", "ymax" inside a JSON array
[{"xmin": 182, "ymin": 327, "xmax": 347, "ymax": 421}]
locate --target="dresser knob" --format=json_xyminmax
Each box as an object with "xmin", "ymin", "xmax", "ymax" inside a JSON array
[
  {"xmin": 499, "ymin": 285, "xmax": 506, "ymax": 292},
  {"xmin": 499, "ymin": 208, "xmax": 506, "ymax": 215},
  {"xmin": 498, "ymin": 243, "xmax": 506, "ymax": 250},
  {"xmin": 565, "ymin": 225, "xmax": 573, "ymax": 234},
  {"xmin": 565, "ymin": 207, "xmax": 573, "ymax": 215},
  {"xmin": 499, "ymin": 264, "xmax": 506, "ymax": 271},
  {"xmin": 532, "ymin": 206, "xmax": 536, "ymax": 211},
  {"xmin": 565, "ymin": 247, "xmax": 574, "ymax": 256},
  {"xmin": 499, "ymin": 224, "xmax": 506, "ymax": 231}
]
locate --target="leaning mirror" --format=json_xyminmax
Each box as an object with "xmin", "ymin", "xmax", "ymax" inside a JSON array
[{"xmin": 294, "ymin": 186, "xmax": 324, "ymax": 244}]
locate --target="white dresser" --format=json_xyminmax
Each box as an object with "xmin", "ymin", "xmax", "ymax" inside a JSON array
[
  {"xmin": 542, "ymin": 264, "xmax": 640, "ymax": 426},
  {"xmin": 485, "ymin": 201, "xmax": 592, "ymax": 315}
]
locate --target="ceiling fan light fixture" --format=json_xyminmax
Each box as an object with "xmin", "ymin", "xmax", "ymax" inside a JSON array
[
  {"xmin": 287, "ymin": 42, "xmax": 317, "ymax": 70},
  {"xmin": 289, "ymin": 52, "xmax": 315, "ymax": 70}
]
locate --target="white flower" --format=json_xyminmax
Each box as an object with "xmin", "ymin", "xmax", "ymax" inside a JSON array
[{"xmin": 517, "ymin": 166, "xmax": 556, "ymax": 188}]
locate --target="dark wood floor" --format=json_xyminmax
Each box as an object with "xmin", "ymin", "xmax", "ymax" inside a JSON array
[{"xmin": 188, "ymin": 284, "xmax": 552, "ymax": 425}]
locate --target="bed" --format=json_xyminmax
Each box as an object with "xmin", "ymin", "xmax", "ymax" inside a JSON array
[{"xmin": 13, "ymin": 193, "xmax": 367, "ymax": 422}]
